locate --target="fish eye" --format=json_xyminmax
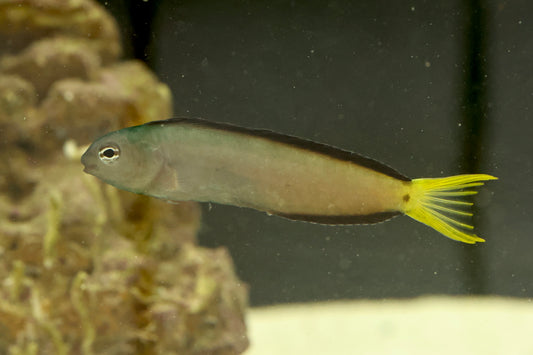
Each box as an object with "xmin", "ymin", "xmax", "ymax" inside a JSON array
[{"xmin": 98, "ymin": 145, "xmax": 120, "ymax": 164}]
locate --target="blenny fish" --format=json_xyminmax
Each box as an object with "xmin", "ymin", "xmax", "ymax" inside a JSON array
[{"xmin": 81, "ymin": 118, "xmax": 497, "ymax": 244}]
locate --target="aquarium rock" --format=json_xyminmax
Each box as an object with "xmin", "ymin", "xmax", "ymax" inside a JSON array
[{"xmin": 0, "ymin": 0, "xmax": 249, "ymax": 354}]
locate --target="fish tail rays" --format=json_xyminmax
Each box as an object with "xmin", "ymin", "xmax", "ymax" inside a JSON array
[{"xmin": 402, "ymin": 174, "xmax": 497, "ymax": 243}]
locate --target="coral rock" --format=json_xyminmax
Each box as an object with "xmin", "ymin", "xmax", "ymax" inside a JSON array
[
  {"xmin": 40, "ymin": 61, "xmax": 173, "ymax": 146},
  {"xmin": 0, "ymin": 0, "xmax": 249, "ymax": 353},
  {"xmin": 0, "ymin": 0, "xmax": 121, "ymax": 62},
  {"xmin": 1, "ymin": 37, "xmax": 102, "ymax": 97}
]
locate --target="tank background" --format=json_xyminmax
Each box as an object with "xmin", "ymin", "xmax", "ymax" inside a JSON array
[{"xmin": 98, "ymin": 0, "xmax": 528, "ymax": 306}]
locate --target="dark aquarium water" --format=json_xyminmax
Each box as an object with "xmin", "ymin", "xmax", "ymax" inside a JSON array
[{"xmin": 120, "ymin": 0, "xmax": 526, "ymax": 306}]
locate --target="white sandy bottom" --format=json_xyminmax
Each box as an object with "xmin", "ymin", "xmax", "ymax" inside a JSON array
[{"xmin": 245, "ymin": 297, "xmax": 533, "ymax": 355}]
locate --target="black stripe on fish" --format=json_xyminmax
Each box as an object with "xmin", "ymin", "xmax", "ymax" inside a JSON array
[
  {"xmin": 145, "ymin": 118, "xmax": 411, "ymax": 182},
  {"xmin": 274, "ymin": 210, "xmax": 402, "ymax": 225}
]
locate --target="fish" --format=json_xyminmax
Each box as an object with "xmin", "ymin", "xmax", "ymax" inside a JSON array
[{"xmin": 81, "ymin": 118, "xmax": 497, "ymax": 244}]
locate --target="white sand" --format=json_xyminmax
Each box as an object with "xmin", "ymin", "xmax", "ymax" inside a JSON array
[{"xmin": 245, "ymin": 297, "xmax": 533, "ymax": 355}]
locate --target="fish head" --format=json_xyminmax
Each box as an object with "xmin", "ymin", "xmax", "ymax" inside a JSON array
[{"xmin": 81, "ymin": 129, "xmax": 163, "ymax": 194}]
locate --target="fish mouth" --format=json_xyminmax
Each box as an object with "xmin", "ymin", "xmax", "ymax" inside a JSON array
[
  {"xmin": 82, "ymin": 163, "xmax": 97, "ymax": 173},
  {"xmin": 80, "ymin": 149, "xmax": 95, "ymax": 173}
]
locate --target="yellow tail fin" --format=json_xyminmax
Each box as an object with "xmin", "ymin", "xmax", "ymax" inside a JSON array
[{"xmin": 403, "ymin": 174, "xmax": 497, "ymax": 244}]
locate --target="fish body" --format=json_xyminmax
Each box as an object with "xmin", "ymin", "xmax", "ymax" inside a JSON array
[{"xmin": 81, "ymin": 118, "xmax": 497, "ymax": 243}]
